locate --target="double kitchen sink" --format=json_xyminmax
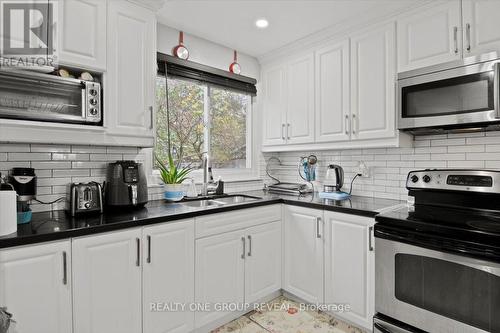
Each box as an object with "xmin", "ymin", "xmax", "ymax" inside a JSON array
[{"xmin": 178, "ymin": 194, "xmax": 262, "ymax": 208}]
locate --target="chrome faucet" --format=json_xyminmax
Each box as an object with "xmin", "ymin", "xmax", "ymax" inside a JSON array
[{"xmin": 201, "ymin": 153, "xmax": 219, "ymax": 196}]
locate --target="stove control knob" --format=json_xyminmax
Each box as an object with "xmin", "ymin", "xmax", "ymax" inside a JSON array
[
  {"xmin": 423, "ymin": 175, "xmax": 431, "ymax": 183},
  {"xmin": 411, "ymin": 175, "xmax": 419, "ymax": 183},
  {"xmin": 84, "ymin": 202, "xmax": 91, "ymax": 209},
  {"xmin": 89, "ymin": 108, "xmax": 98, "ymax": 116},
  {"xmin": 89, "ymin": 98, "xmax": 98, "ymax": 106},
  {"xmin": 89, "ymin": 89, "xmax": 98, "ymax": 96}
]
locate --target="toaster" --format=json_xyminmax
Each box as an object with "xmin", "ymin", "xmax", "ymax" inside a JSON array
[{"xmin": 66, "ymin": 182, "xmax": 103, "ymax": 216}]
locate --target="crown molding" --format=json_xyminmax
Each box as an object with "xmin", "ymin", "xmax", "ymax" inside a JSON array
[
  {"xmin": 127, "ymin": 0, "xmax": 166, "ymax": 11},
  {"xmin": 257, "ymin": 0, "xmax": 436, "ymax": 65}
]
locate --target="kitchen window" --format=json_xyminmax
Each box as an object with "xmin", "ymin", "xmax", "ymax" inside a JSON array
[{"xmin": 153, "ymin": 53, "xmax": 257, "ymax": 181}]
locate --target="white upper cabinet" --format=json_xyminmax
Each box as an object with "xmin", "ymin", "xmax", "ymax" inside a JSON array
[
  {"xmin": 0, "ymin": 241, "xmax": 72, "ymax": 333},
  {"xmin": 106, "ymin": 0, "xmax": 156, "ymax": 140},
  {"xmin": 351, "ymin": 22, "xmax": 396, "ymax": 141},
  {"xmin": 324, "ymin": 211, "xmax": 375, "ymax": 331},
  {"xmin": 283, "ymin": 205, "xmax": 324, "ymax": 304},
  {"xmin": 315, "ymin": 39, "xmax": 350, "ymax": 142},
  {"xmin": 286, "ymin": 53, "xmax": 315, "ymax": 145},
  {"xmin": 397, "ymin": 1, "xmax": 462, "ymax": 72},
  {"xmin": 56, "ymin": 0, "xmax": 106, "ymax": 70},
  {"xmin": 262, "ymin": 64, "xmax": 287, "ymax": 146},
  {"xmin": 462, "ymin": 0, "xmax": 500, "ymax": 57},
  {"xmin": 72, "ymin": 229, "xmax": 142, "ymax": 333}
]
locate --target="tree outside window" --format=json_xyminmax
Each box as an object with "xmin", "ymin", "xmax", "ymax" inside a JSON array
[{"xmin": 155, "ymin": 76, "xmax": 250, "ymax": 171}]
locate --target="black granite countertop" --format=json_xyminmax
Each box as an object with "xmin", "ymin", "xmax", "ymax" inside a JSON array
[{"xmin": 0, "ymin": 190, "xmax": 403, "ymax": 249}]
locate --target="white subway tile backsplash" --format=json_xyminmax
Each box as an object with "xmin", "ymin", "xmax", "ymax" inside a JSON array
[
  {"xmin": 31, "ymin": 144, "xmax": 71, "ymax": 153},
  {"xmin": 431, "ymin": 138, "xmax": 465, "ymax": 146},
  {"xmin": 8, "ymin": 152, "xmax": 51, "ymax": 161},
  {"xmin": 0, "ymin": 153, "xmax": 6, "ymax": 161},
  {"xmin": 52, "ymin": 153, "xmax": 90, "ymax": 161},
  {"xmin": 0, "ymin": 144, "xmax": 30, "ymax": 152},
  {"xmin": 52, "ymin": 169, "xmax": 90, "ymax": 177},
  {"xmin": 31, "ymin": 161, "xmax": 72, "ymax": 169},
  {"xmin": 265, "ymin": 130, "xmax": 500, "ymax": 201},
  {"xmin": 71, "ymin": 145, "xmax": 107, "ymax": 154}
]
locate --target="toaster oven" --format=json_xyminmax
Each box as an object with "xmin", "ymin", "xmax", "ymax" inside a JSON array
[{"xmin": 0, "ymin": 69, "xmax": 102, "ymax": 125}]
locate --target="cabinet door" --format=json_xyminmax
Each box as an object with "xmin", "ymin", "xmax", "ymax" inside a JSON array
[
  {"xmin": 56, "ymin": 0, "xmax": 106, "ymax": 70},
  {"xmin": 283, "ymin": 205, "xmax": 324, "ymax": 304},
  {"xmin": 72, "ymin": 229, "xmax": 142, "ymax": 333},
  {"xmin": 397, "ymin": 1, "xmax": 462, "ymax": 72},
  {"xmin": 462, "ymin": 0, "xmax": 500, "ymax": 57},
  {"xmin": 143, "ymin": 220, "xmax": 195, "ymax": 333},
  {"xmin": 315, "ymin": 40, "xmax": 350, "ymax": 142},
  {"xmin": 106, "ymin": 0, "xmax": 155, "ymax": 139},
  {"xmin": 0, "ymin": 241, "xmax": 72, "ymax": 333},
  {"xmin": 351, "ymin": 22, "xmax": 396, "ymax": 141},
  {"xmin": 286, "ymin": 53, "xmax": 315, "ymax": 144},
  {"xmin": 324, "ymin": 211, "xmax": 375, "ymax": 330},
  {"xmin": 195, "ymin": 230, "xmax": 245, "ymax": 328},
  {"xmin": 262, "ymin": 64, "xmax": 287, "ymax": 146},
  {"xmin": 245, "ymin": 221, "xmax": 282, "ymax": 304}
]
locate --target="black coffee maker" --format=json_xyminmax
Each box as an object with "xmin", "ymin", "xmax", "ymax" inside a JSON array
[{"xmin": 105, "ymin": 161, "xmax": 148, "ymax": 208}]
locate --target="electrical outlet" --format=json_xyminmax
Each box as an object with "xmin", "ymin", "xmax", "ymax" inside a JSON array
[{"xmin": 357, "ymin": 161, "xmax": 370, "ymax": 178}]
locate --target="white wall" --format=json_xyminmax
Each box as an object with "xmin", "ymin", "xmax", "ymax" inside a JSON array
[{"xmin": 157, "ymin": 23, "xmax": 260, "ymax": 81}]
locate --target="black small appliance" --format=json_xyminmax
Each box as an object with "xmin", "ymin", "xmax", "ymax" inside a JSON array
[
  {"xmin": 105, "ymin": 161, "xmax": 148, "ymax": 208},
  {"xmin": 9, "ymin": 167, "xmax": 36, "ymax": 201}
]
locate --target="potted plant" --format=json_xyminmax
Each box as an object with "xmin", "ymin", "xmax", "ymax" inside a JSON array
[{"xmin": 156, "ymin": 153, "xmax": 193, "ymax": 201}]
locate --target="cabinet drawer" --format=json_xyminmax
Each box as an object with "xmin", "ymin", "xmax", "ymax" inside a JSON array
[{"xmin": 195, "ymin": 205, "xmax": 281, "ymax": 238}]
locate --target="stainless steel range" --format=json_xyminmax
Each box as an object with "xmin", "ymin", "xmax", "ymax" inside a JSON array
[{"xmin": 374, "ymin": 169, "xmax": 500, "ymax": 333}]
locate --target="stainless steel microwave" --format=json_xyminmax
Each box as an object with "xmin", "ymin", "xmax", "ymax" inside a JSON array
[
  {"xmin": 0, "ymin": 69, "xmax": 102, "ymax": 125},
  {"xmin": 398, "ymin": 53, "xmax": 500, "ymax": 133}
]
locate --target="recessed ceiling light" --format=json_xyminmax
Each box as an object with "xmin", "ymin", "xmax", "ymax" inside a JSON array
[{"xmin": 255, "ymin": 18, "xmax": 269, "ymax": 29}]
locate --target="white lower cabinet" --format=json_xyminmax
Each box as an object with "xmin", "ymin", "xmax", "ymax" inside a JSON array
[
  {"xmin": 244, "ymin": 221, "xmax": 282, "ymax": 304},
  {"xmin": 195, "ymin": 229, "xmax": 246, "ymax": 328},
  {"xmin": 324, "ymin": 211, "xmax": 375, "ymax": 330},
  {"xmin": 195, "ymin": 211, "xmax": 282, "ymax": 330},
  {"xmin": 283, "ymin": 205, "xmax": 324, "ymax": 304},
  {"xmin": 0, "ymin": 241, "xmax": 72, "ymax": 333},
  {"xmin": 72, "ymin": 228, "xmax": 143, "ymax": 333},
  {"xmin": 143, "ymin": 219, "xmax": 195, "ymax": 333}
]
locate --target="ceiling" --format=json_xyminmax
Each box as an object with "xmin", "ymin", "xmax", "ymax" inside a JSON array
[{"xmin": 157, "ymin": 0, "xmax": 422, "ymax": 58}]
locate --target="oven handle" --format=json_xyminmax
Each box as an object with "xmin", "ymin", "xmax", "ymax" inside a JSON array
[
  {"xmin": 494, "ymin": 62, "xmax": 500, "ymax": 119},
  {"xmin": 373, "ymin": 320, "xmax": 415, "ymax": 333}
]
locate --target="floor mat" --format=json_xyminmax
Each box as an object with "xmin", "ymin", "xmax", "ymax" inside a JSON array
[{"xmin": 212, "ymin": 296, "xmax": 366, "ymax": 333}]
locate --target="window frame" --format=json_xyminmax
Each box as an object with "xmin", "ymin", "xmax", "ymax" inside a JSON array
[{"xmin": 147, "ymin": 73, "xmax": 258, "ymax": 185}]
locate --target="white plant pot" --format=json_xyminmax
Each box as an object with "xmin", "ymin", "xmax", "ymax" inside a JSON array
[{"xmin": 163, "ymin": 183, "xmax": 185, "ymax": 202}]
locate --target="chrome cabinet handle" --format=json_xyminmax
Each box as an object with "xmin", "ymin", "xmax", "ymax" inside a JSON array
[
  {"xmin": 149, "ymin": 106, "xmax": 154, "ymax": 129},
  {"xmin": 247, "ymin": 235, "xmax": 252, "ymax": 257},
  {"xmin": 352, "ymin": 114, "xmax": 356, "ymax": 135},
  {"xmin": 146, "ymin": 235, "xmax": 151, "ymax": 264},
  {"xmin": 62, "ymin": 251, "xmax": 68, "ymax": 285},
  {"xmin": 281, "ymin": 123, "xmax": 286, "ymax": 140},
  {"xmin": 136, "ymin": 238, "xmax": 140, "ymax": 267},
  {"xmin": 316, "ymin": 217, "xmax": 322, "ymax": 238},
  {"xmin": 466, "ymin": 23, "xmax": 471, "ymax": 52},
  {"xmin": 453, "ymin": 26, "xmax": 458, "ymax": 54},
  {"xmin": 287, "ymin": 123, "xmax": 291, "ymax": 140},
  {"xmin": 369, "ymin": 226, "xmax": 374, "ymax": 251},
  {"xmin": 494, "ymin": 62, "xmax": 500, "ymax": 119},
  {"xmin": 345, "ymin": 114, "xmax": 349, "ymax": 135},
  {"xmin": 241, "ymin": 237, "xmax": 246, "ymax": 259}
]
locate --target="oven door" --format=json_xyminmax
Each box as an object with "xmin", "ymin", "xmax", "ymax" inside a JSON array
[
  {"xmin": 398, "ymin": 59, "xmax": 500, "ymax": 130},
  {"xmin": 376, "ymin": 237, "xmax": 500, "ymax": 333}
]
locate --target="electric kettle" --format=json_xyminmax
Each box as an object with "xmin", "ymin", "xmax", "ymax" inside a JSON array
[{"xmin": 324, "ymin": 164, "xmax": 344, "ymax": 192}]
